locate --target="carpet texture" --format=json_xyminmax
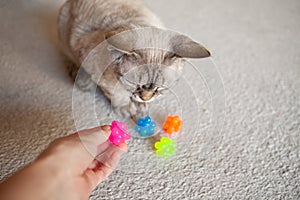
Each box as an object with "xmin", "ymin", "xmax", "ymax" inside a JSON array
[{"xmin": 0, "ymin": 0, "xmax": 299, "ymax": 199}]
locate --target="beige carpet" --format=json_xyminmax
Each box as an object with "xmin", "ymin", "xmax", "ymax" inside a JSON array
[{"xmin": 0, "ymin": 0, "xmax": 299, "ymax": 199}]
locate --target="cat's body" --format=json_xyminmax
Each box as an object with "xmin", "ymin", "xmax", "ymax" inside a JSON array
[{"xmin": 58, "ymin": 0, "xmax": 210, "ymax": 119}]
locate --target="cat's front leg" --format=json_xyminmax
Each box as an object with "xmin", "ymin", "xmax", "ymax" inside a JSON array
[
  {"xmin": 112, "ymin": 104, "xmax": 132, "ymax": 118},
  {"xmin": 66, "ymin": 60, "xmax": 95, "ymax": 91},
  {"xmin": 107, "ymin": 88, "xmax": 133, "ymax": 118},
  {"xmin": 129, "ymin": 100, "xmax": 149, "ymax": 122},
  {"xmin": 111, "ymin": 98, "xmax": 149, "ymax": 121}
]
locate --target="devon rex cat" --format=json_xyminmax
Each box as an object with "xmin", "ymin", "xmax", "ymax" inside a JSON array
[{"xmin": 58, "ymin": 0, "xmax": 210, "ymax": 120}]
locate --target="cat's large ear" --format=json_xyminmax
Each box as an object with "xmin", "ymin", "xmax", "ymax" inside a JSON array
[
  {"xmin": 104, "ymin": 28, "xmax": 135, "ymax": 56},
  {"xmin": 171, "ymin": 34, "xmax": 211, "ymax": 58}
]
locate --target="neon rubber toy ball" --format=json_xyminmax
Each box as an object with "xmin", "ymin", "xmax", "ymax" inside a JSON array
[
  {"xmin": 134, "ymin": 116, "xmax": 156, "ymax": 137},
  {"xmin": 163, "ymin": 115, "xmax": 182, "ymax": 134},
  {"xmin": 154, "ymin": 137, "xmax": 177, "ymax": 157},
  {"xmin": 108, "ymin": 120, "xmax": 131, "ymax": 146}
]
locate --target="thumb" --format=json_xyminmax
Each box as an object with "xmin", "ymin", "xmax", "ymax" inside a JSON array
[
  {"xmin": 78, "ymin": 125, "xmax": 111, "ymax": 159},
  {"xmin": 37, "ymin": 125, "xmax": 112, "ymax": 171}
]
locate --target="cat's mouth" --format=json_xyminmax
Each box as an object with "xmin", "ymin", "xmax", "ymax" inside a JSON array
[{"xmin": 131, "ymin": 93, "xmax": 157, "ymax": 103}]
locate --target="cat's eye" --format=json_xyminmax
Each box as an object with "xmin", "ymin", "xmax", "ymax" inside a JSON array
[
  {"xmin": 164, "ymin": 52, "xmax": 177, "ymax": 60},
  {"xmin": 131, "ymin": 51, "xmax": 141, "ymax": 60},
  {"xmin": 119, "ymin": 75, "xmax": 137, "ymax": 89}
]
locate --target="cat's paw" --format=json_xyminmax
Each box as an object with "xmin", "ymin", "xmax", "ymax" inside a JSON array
[
  {"xmin": 67, "ymin": 62, "xmax": 95, "ymax": 91},
  {"xmin": 112, "ymin": 102, "xmax": 148, "ymax": 122},
  {"xmin": 75, "ymin": 69, "xmax": 96, "ymax": 91},
  {"xmin": 130, "ymin": 102, "xmax": 149, "ymax": 122},
  {"xmin": 65, "ymin": 60, "xmax": 78, "ymax": 81}
]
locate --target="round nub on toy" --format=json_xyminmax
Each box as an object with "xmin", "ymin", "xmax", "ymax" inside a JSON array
[
  {"xmin": 163, "ymin": 115, "xmax": 182, "ymax": 134},
  {"xmin": 108, "ymin": 120, "xmax": 131, "ymax": 146},
  {"xmin": 154, "ymin": 137, "xmax": 176, "ymax": 157},
  {"xmin": 135, "ymin": 116, "xmax": 156, "ymax": 137}
]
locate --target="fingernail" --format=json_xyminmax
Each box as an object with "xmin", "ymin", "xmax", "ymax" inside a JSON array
[
  {"xmin": 100, "ymin": 125, "xmax": 111, "ymax": 138},
  {"xmin": 101, "ymin": 125, "xmax": 111, "ymax": 131},
  {"xmin": 118, "ymin": 143, "xmax": 128, "ymax": 152}
]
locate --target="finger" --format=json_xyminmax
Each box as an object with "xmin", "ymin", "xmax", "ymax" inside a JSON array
[
  {"xmin": 83, "ymin": 143, "xmax": 127, "ymax": 191},
  {"xmin": 95, "ymin": 142, "xmax": 128, "ymax": 167},
  {"xmin": 88, "ymin": 160, "xmax": 99, "ymax": 170},
  {"xmin": 96, "ymin": 141, "xmax": 110, "ymax": 156},
  {"xmin": 46, "ymin": 126, "xmax": 111, "ymax": 169},
  {"xmin": 36, "ymin": 125, "xmax": 112, "ymax": 179},
  {"xmin": 88, "ymin": 142, "xmax": 127, "ymax": 169},
  {"xmin": 93, "ymin": 143, "xmax": 127, "ymax": 183}
]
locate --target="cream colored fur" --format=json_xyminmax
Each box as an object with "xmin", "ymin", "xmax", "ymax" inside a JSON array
[{"xmin": 58, "ymin": 0, "xmax": 210, "ymax": 119}]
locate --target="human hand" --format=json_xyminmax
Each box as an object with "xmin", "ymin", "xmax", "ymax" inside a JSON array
[{"xmin": 0, "ymin": 125, "xmax": 127, "ymax": 200}]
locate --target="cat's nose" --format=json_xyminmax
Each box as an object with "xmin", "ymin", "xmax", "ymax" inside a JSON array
[{"xmin": 142, "ymin": 83, "xmax": 154, "ymax": 90}]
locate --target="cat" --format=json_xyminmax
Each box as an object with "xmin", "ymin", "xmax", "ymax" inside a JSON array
[{"xmin": 58, "ymin": 0, "xmax": 210, "ymax": 120}]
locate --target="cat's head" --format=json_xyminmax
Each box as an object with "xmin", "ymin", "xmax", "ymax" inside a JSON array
[{"xmin": 105, "ymin": 29, "xmax": 210, "ymax": 103}]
